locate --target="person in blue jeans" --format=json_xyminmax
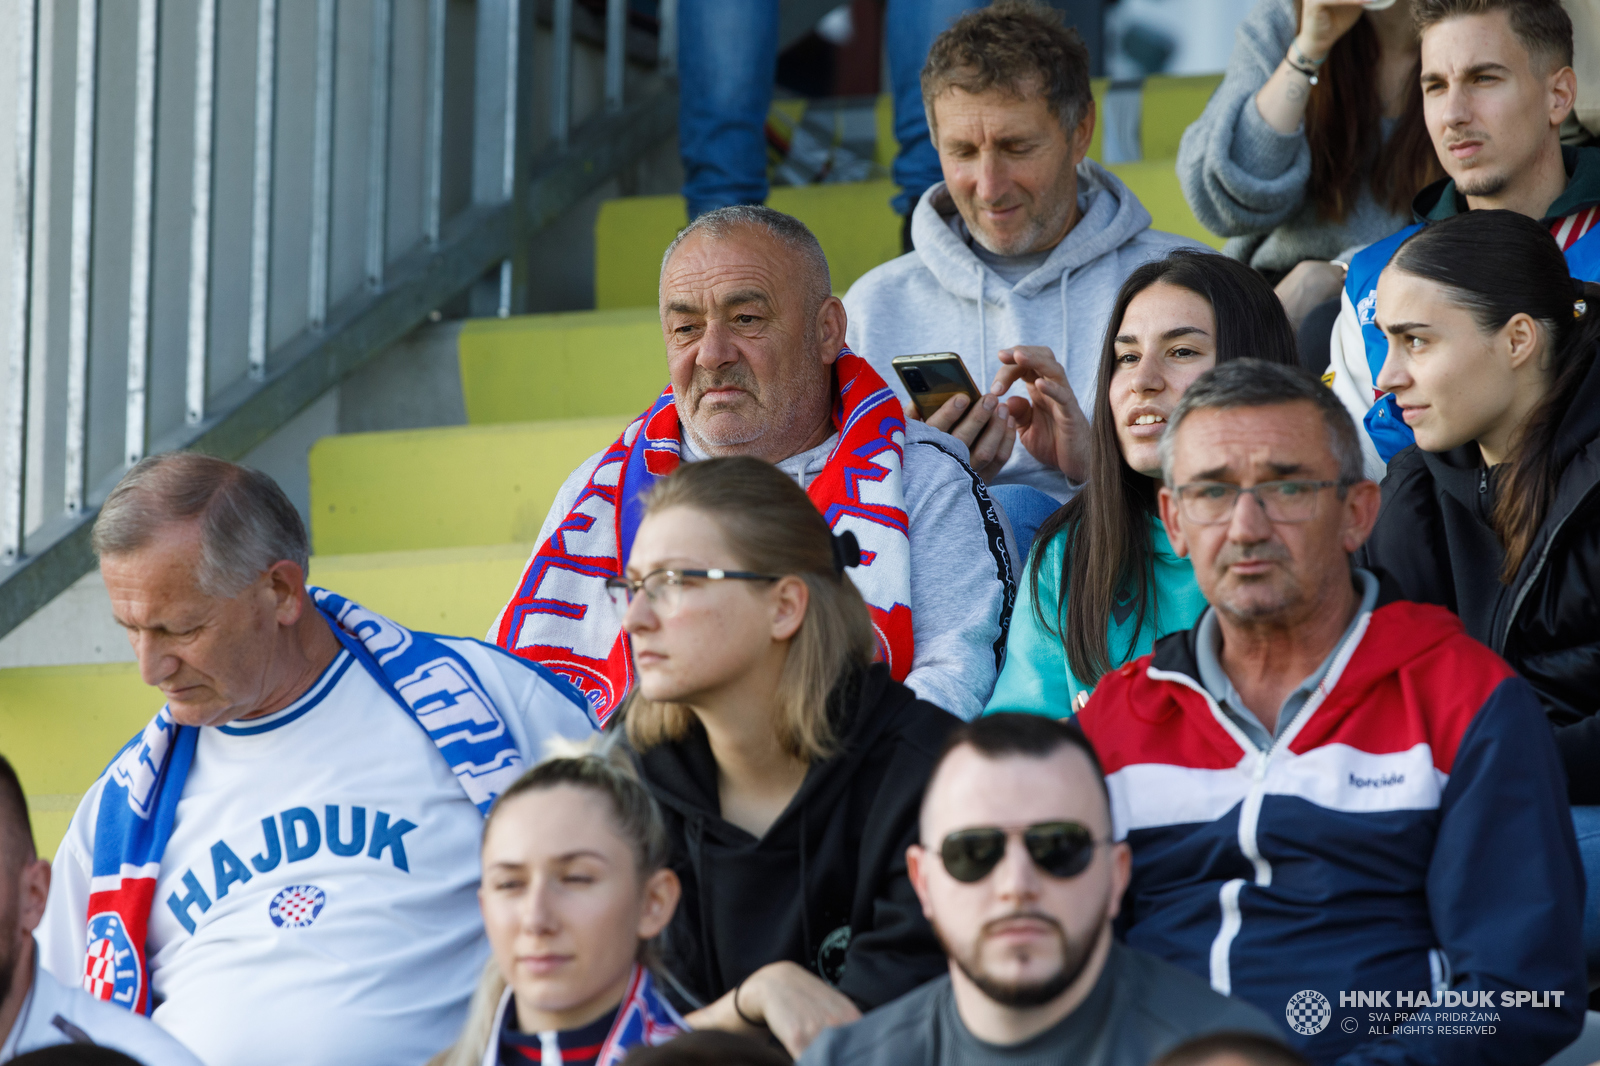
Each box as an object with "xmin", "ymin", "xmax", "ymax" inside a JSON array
[{"xmin": 676, "ymin": 0, "xmax": 980, "ymax": 221}]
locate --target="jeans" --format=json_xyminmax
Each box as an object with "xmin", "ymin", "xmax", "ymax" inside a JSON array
[
  {"xmin": 885, "ymin": 0, "xmax": 985, "ymax": 215},
  {"xmin": 1572, "ymin": 806, "xmax": 1600, "ymax": 977},
  {"xmin": 677, "ymin": 0, "xmax": 780, "ymax": 219},
  {"xmin": 676, "ymin": 0, "xmax": 982, "ymax": 220},
  {"xmin": 988, "ymin": 483, "xmax": 1062, "ymax": 554}
]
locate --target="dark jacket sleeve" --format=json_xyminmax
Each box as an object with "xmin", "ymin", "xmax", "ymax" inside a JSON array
[
  {"xmin": 835, "ymin": 722, "xmax": 950, "ymax": 1010},
  {"xmin": 1334, "ymin": 675, "xmax": 1586, "ymax": 1066},
  {"xmin": 1357, "ymin": 450, "xmax": 1458, "ymax": 615},
  {"xmin": 1554, "ymin": 719, "xmax": 1600, "ymax": 805}
]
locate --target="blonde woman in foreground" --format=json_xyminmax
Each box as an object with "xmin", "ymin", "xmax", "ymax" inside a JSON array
[{"xmin": 429, "ymin": 751, "xmax": 687, "ymax": 1066}]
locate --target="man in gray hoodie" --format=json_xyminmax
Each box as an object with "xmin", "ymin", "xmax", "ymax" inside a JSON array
[{"xmin": 843, "ymin": 1, "xmax": 1202, "ymax": 544}]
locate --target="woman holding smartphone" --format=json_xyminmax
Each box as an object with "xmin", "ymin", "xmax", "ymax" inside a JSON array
[
  {"xmin": 429, "ymin": 751, "xmax": 687, "ymax": 1066},
  {"xmin": 611, "ymin": 457, "xmax": 956, "ymax": 1059},
  {"xmin": 1178, "ymin": 0, "xmax": 1441, "ymax": 335},
  {"xmin": 986, "ymin": 250, "xmax": 1300, "ymax": 716}
]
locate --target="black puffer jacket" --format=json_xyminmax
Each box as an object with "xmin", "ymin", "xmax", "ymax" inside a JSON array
[
  {"xmin": 1358, "ymin": 345, "xmax": 1600, "ymax": 803},
  {"xmin": 630, "ymin": 663, "xmax": 955, "ymax": 1012}
]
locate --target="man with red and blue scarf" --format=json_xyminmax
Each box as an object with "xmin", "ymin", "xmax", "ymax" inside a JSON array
[{"xmin": 491, "ymin": 206, "xmax": 1015, "ymax": 724}]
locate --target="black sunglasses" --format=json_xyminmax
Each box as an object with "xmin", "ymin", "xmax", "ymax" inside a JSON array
[{"xmin": 939, "ymin": 821, "xmax": 1103, "ymax": 883}]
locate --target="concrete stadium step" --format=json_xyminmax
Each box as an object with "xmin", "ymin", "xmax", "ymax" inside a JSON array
[
  {"xmin": 3, "ymin": 541, "xmax": 537, "ymax": 858},
  {"xmin": 309, "ymin": 417, "xmax": 630, "ymax": 554}
]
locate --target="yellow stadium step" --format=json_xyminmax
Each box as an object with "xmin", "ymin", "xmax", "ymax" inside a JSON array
[
  {"xmin": 3, "ymin": 541, "xmax": 538, "ymax": 858},
  {"xmin": 1139, "ymin": 73, "xmax": 1223, "ymax": 161},
  {"xmin": 3, "ymin": 662, "xmax": 152, "ymax": 858},
  {"xmin": 308, "ymin": 417, "xmax": 629, "ymax": 555},
  {"xmin": 457, "ymin": 310, "xmax": 666, "ymax": 426},
  {"xmin": 1107, "ymin": 158, "xmax": 1223, "ymax": 251},
  {"xmin": 595, "ymin": 180, "xmax": 903, "ymax": 310}
]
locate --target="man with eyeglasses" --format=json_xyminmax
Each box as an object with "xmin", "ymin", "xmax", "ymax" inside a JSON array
[
  {"xmin": 798, "ymin": 713, "xmax": 1279, "ymax": 1065},
  {"xmin": 1077, "ymin": 360, "xmax": 1586, "ymax": 1064}
]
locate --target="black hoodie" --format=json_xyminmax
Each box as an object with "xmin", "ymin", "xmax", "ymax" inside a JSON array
[
  {"xmin": 1357, "ymin": 342, "xmax": 1600, "ymax": 803},
  {"xmin": 630, "ymin": 663, "xmax": 955, "ymax": 1013}
]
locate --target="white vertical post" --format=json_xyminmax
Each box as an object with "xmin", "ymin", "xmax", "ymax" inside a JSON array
[
  {"xmin": 3, "ymin": 0, "xmax": 39, "ymax": 563},
  {"xmin": 247, "ymin": 0, "xmax": 276, "ymax": 379},
  {"xmin": 604, "ymin": 0, "xmax": 624, "ymax": 112},
  {"xmin": 551, "ymin": 0, "xmax": 571, "ymax": 148},
  {"xmin": 125, "ymin": 0, "xmax": 159, "ymax": 461},
  {"xmin": 365, "ymin": 0, "xmax": 391, "ymax": 290},
  {"xmin": 423, "ymin": 0, "xmax": 444, "ymax": 245},
  {"xmin": 63, "ymin": 0, "xmax": 98, "ymax": 515},
  {"xmin": 183, "ymin": 0, "xmax": 216, "ymax": 426},
  {"xmin": 307, "ymin": 0, "xmax": 337, "ymax": 330}
]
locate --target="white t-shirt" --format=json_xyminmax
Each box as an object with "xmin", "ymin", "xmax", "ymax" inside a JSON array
[
  {"xmin": 1, "ymin": 947, "xmax": 206, "ymax": 1065},
  {"xmin": 37, "ymin": 640, "xmax": 597, "ymax": 1066}
]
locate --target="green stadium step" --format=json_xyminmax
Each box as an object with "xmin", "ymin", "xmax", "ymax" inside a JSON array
[
  {"xmin": 3, "ymin": 541, "xmax": 537, "ymax": 858},
  {"xmin": 1139, "ymin": 73, "xmax": 1222, "ymax": 161},
  {"xmin": 1106, "ymin": 159, "xmax": 1224, "ymax": 251},
  {"xmin": 309, "ymin": 418, "xmax": 630, "ymax": 555}
]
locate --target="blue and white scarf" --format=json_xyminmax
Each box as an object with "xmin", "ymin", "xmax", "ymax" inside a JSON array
[{"xmin": 81, "ymin": 588, "xmax": 554, "ymax": 1015}]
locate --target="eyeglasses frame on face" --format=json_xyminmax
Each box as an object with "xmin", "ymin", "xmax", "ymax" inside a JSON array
[
  {"xmin": 604, "ymin": 568, "xmax": 782, "ymax": 617},
  {"xmin": 936, "ymin": 820, "xmax": 1110, "ymax": 884},
  {"xmin": 1172, "ymin": 478, "xmax": 1353, "ymax": 526}
]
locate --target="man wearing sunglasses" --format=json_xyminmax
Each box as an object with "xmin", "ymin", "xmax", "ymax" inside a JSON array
[
  {"xmin": 799, "ymin": 713, "xmax": 1279, "ymax": 1065},
  {"xmin": 1079, "ymin": 360, "xmax": 1586, "ymax": 1064}
]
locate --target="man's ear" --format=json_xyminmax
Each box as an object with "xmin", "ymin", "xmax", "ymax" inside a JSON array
[
  {"xmin": 1548, "ymin": 64, "xmax": 1577, "ymax": 128},
  {"xmin": 19, "ymin": 855, "xmax": 51, "ymax": 933},
  {"xmin": 1070, "ymin": 100, "xmax": 1096, "ymax": 166},
  {"xmin": 906, "ymin": 844, "xmax": 937, "ymax": 922},
  {"xmin": 265, "ymin": 560, "xmax": 308, "ymax": 627},
  {"xmin": 1157, "ymin": 486, "xmax": 1189, "ymax": 558},
  {"xmin": 1104, "ymin": 841, "xmax": 1131, "ymax": 922},
  {"xmin": 817, "ymin": 296, "xmax": 848, "ymax": 364},
  {"xmin": 1342, "ymin": 480, "xmax": 1382, "ymax": 554}
]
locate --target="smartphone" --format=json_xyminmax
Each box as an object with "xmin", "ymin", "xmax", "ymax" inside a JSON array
[{"xmin": 891, "ymin": 353, "xmax": 983, "ymax": 421}]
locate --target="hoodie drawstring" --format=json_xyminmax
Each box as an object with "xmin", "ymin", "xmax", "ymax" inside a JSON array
[
  {"xmin": 1059, "ymin": 270, "xmax": 1070, "ymax": 372},
  {"xmin": 797, "ymin": 805, "xmax": 813, "ymax": 974},
  {"xmin": 976, "ymin": 261, "xmax": 988, "ymax": 388}
]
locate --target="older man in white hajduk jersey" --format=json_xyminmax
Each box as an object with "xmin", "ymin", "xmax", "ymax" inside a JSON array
[
  {"xmin": 34, "ymin": 454, "xmax": 597, "ymax": 1066},
  {"xmin": 0, "ymin": 754, "xmax": 203, "ymax": 1065},
  {"xmin": 842, "ymin": 0, "xmax": 1202, "ymax": 546}
]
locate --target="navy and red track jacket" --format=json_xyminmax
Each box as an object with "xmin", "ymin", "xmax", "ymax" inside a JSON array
[{"xmin": 1079, "ymin": 598, "xmax": 1585, "ymax": 1065}]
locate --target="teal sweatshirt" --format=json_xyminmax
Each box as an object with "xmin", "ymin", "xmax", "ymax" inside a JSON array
[{"xmin": 985, "ymin": 514, "xmax": 1210, "ymax": 717}]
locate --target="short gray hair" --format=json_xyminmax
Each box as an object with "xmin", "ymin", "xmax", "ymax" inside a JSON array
[
  {"xmin": 93, "ymin": 452, "xmax": 310, "ymax": 597},
  {"xmin": 659, "ymin": 205, "xmax": 832, "ymax": 313},
  {"xmin": 1158, "ymin": 360, "xmax": 1366, "ymax": 487}
]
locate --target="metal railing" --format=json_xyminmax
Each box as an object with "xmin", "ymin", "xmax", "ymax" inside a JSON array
[{"xmin": 0, "ymin": 0, "xmax": 684, "ymax": 640}]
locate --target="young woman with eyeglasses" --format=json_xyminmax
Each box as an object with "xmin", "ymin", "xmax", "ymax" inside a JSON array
[
  {"xmin": 606, "ymin": 456, "xmax": 957, "ymax": 1059},
  {"xmin": 986, "ymin": 251, "xmax": 1300, "ymax": 718}
]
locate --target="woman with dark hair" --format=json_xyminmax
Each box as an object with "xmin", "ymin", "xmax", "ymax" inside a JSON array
[
  {"xmin": 1356, "ymin": 209, "xmax": 1600, "ymax": 970},
  {"xmin": 1178, "ymin": 0, "xmax": 1441, "ymax": 333},
  {"xmin": 1359, "ymin": 210, "xmax": 1600, "ymax": 793},
  {"xmin": 986, "ymin": 250, "xmax": 1300, "ymax": 715}
]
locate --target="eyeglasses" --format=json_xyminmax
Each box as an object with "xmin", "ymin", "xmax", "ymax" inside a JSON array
[
  {"xmin": 1173, "ymin": 479, "xmax": 1345, "ymax": 525},
  {"xmin": 938, "ymin": 821, "xmax": 1105, "ymax": 883},
  {"xmin": 604, "ymin": 568, "xmax": 779, "ymax": 620}
]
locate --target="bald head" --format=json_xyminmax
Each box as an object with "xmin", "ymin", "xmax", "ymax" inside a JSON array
[{"xmin": 660, "ymin": 206, "xmax": 832, "ymax": 319}]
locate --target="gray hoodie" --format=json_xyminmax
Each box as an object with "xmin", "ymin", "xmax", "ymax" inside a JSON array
[{"xmin": 842, "ymin": 162, "xmax": 1202, "ymax": 501}]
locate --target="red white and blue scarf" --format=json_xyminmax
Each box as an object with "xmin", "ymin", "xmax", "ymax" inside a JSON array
[
  {"xmin": 484, "ymin": 964, "xmax": 686, "ymax": 1066},
  {"xmin": 493, "ymin": 350, "xmax": 915, "ymax": 724},
  {"xmin": 80, "ymin": 589, "xmax": 564, "ymax": 1015}
]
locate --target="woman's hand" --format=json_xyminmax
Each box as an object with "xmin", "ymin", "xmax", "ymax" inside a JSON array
[
  {"xmin": 686, "ymin": 961, "xmax": 862, "ymax": 1058},
  {"xmin": 1295, "ymin": 0, "xmax": 1368, "ymax": 63},
  {"xmin": 1253, "ymin": 0, "xmax": 1366, "ymax": 134},
  {"xmin": 903, "ymin": 393, "xmax": 1017, "ymax": 483},
  {"xmin": 992, "ymin": 346, "xmax": 1092, "ymax": 484}
]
